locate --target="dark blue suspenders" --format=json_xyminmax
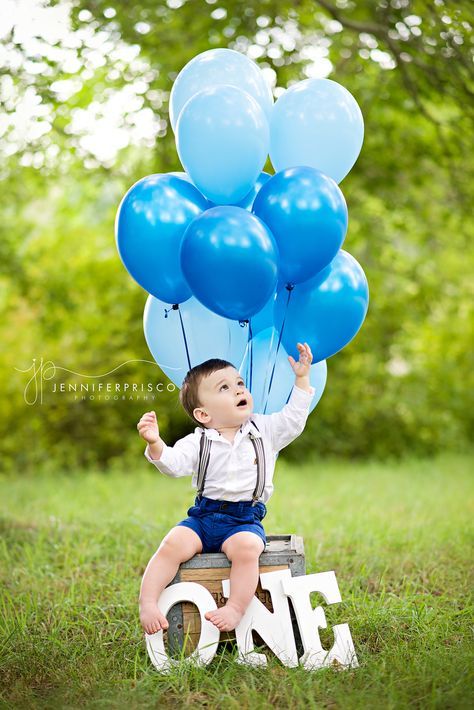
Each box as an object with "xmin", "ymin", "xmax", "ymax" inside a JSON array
[{"xmin": 196, "ymin": 420, "xmax": 266, "ymax": 506}]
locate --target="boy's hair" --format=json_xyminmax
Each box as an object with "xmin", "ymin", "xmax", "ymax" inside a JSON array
[{"xmin": 180, "ymin": 358, "xmax": 236, "ymax": 426}]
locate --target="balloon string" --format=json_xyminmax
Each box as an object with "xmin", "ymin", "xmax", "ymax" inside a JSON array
[
  {"xmin": 245, "ymin": 323, "xmax": 250, "ymax": 387},
  {"xmin": 261, "ymin": 324, "xmax": 276, "ymax": 412},
  {"xmin": 238, "ymin": 320, "xmax": 250, "ymax": 379},
  {"xmin": 263, "ymin": 285, "xmax": 294, "ymax": 414},
  {"xmin": 227, "ymin": 318, "xmax": 232, "ymax": 361},
  {"xmin": 177, "ymin": 305, "xmax": 192, "ymax": 371},
  {"xmin": 248, "ymin": 319, "xmax": 253, "ymax": 392}
]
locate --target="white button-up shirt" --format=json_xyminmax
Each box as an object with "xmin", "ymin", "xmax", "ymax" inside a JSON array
[{"xmin": 144, "ymin": 384, "xmax": 315, "ymax": 504}]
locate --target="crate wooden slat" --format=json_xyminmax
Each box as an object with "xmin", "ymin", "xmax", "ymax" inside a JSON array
[{"xmin": 163, "ymin": 534, "xmax": 305, "ymax": 657}]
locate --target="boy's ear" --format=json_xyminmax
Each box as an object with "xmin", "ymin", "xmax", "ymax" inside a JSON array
[{"xmin": 193, "ymin": 407, "xmax": 210, "ymax": 425}]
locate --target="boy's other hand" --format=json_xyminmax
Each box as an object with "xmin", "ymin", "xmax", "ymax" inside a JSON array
[
  {"xmin": 288, "ymin": 342, "xmax": 313, "ymax": 377},
  {"xmin": 137, "ymin": 411, "xmax": 160, "ymax": 445}
]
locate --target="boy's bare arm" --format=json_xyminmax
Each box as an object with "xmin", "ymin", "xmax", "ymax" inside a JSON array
[
  {"xmin": 147, "ymin": 438, "xmax": 165, "ymax": 461},
  {"xmin": 295, "ymin": 373, "xmax": 311, "ymax": 392},
  {"xmin": 137, "ymin": 411, "xmax": 165, "ymax": 461}
]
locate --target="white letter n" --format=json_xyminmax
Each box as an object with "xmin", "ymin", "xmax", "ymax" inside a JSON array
[{"xmin": 222, "ymin": 569, "xmax": 299, "ymax": 668}]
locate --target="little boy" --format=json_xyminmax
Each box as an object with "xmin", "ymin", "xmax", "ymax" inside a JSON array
[{"xmin": 137, "ymin": 342, "xmax": 314, "ymax": 635}]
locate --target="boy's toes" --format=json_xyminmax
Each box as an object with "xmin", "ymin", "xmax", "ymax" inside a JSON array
[
  {"xmin": 157, "ymin": 613, "xmax": 169, "ymax": 630},
  {"xmin": 143, "ymin": 614, "xmax": 169, "ymax": 635}
]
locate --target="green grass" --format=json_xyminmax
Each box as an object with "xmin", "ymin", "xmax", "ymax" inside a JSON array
[{"xmin": 1, "ymin": 454, "xmax": 473, "ymax": 709}]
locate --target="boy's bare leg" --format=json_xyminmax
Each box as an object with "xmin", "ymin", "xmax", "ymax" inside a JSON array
[
  {"xmin": 205, "ymin": 532, "xmax": 264, "ymax": 632},
  {"xmin": 139, "ymin": 526, "xmax": 203, "ymax": 634}
]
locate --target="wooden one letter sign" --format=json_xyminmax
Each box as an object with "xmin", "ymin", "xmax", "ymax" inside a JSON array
[{"xmin": 146, "ymin": 569, "xmax": 358, "ymax": 672}]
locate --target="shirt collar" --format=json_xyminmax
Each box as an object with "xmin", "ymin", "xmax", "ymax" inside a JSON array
[{"xmin": 197, "ymin": 417, "xmax": 262, "ymax": 441}]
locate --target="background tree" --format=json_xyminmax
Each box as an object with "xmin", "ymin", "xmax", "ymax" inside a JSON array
[{"xmin": 0, "ymin": 0, "xmax": 472, "ymax": 470}]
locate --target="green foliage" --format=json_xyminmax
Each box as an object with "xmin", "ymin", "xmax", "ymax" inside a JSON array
[{"xmin": 0, "ymin": 0, "xmax": 473, "ymax": 468}]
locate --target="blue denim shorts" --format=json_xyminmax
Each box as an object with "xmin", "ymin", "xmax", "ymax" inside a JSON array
[{"xmin": 175, "ymin": 495, "xmax": 267, "ymax": 554}]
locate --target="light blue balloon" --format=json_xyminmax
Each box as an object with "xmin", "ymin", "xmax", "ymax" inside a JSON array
[
  {"xmin": 143, "ymin": 295, "xmax": 249, "ymax": 388},
  {"xmin": 180, "ymin": 206, "xmax": 279, "ymax": 321},
  {"xmin": 176, "ymin": 171, "xmax": 272, "ymax": 211},
  {"xmin": 176, "ymin": 85, "xmax": 270, "ymax": 205},
  {"xmin": 270, "ymin": 78, "xmax": 364, "ymax": 184},
  {"xmin": 116, "ymin": 174, "xmax": 209, "ymax": 303},
  {"xmin": 274, "ymin": 250, "xmax": 369, "ymax": 363},
  {"xmin": 239, "ymin": 327, "xmax": 327, "ymax": 414},
  {"xmin": 170, "ymin": 48, "xmax": 273, "ymax": 132},
  {"xmin": 193, "ymin": 172, "xmax": 272, "ymax": 212},
  {"xmin": 250, "ymin": 290, "xmax": 276, "ymax": 337}
]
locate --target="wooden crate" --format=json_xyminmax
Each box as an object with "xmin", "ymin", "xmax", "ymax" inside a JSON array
[{"xmin": 163, "ymin": 534, "xmax": 305, "ymax": 657}]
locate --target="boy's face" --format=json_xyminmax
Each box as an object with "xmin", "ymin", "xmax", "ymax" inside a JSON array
[{"xmin": 193, "ymin": 366, "xmax": 254, "ymax": 429}]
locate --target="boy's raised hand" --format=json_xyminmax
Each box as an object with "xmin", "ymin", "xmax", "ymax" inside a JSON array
[
  {"xmin": 137, "ymin": 411, "xmax": 160, "ymax": 445},
  {"xmin": 288, "ymin": 342, "xmax": 313, "ymax": 377}
]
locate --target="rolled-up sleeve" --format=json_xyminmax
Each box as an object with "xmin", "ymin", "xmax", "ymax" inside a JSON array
[
  {"xmin": 261, "ymin": 385, "xmax": 315, "ymax": 452},
  {"xmin": 144, "ymin": 432, "xmax": 199, "ymax": 478}
]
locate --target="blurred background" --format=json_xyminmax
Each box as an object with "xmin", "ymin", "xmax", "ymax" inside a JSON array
[{"xmin": 1, "ymin": 0, "xmax": 472, "ymax": 472}]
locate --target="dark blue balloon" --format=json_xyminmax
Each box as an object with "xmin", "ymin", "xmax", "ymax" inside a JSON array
[
  {"xmin": 116, "ymin": 174, "xmax": 210, "ymax": 304},
  {"xmin": 253, "ymin": 166, "xmax": 348, "ymax": 285},
  {"xmin": 274, "ymin": 250, "xmax": 369, "ymax": 362},
  {"xmin": 181, "ymin": 206, "xmax": 279, "ymax": 321}
]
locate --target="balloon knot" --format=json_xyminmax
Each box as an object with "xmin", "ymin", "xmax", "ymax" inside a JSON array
[
  {"xmin": 286, "ymin": 284, "xmax": 294, "ymax": 291},
  {"xmin": 164, "ymin": 304, "xmax": 179, "ymax": 318},
  {"xmin": 239, "ymin": 320, "xmax": 249, "ymax": 328}
]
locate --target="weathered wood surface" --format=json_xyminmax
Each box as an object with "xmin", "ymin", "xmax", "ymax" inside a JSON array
[{"xmin": 163, "ymin": 535, "xmax": 305, "ymax": 656}]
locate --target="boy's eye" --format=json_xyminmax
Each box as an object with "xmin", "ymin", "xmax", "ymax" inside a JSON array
[{"xmin": 220, "ymin": 381, "xmax": 244, "ymax": 391}]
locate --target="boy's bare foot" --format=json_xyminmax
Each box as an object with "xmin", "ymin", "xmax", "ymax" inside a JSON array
[
  {"xmin": 140, "ymin": 601, "xmax": 169, "ymax": 635},
  {"xmin": 205, "ymin": 601, "xmax": 244, "ymax": 632}
]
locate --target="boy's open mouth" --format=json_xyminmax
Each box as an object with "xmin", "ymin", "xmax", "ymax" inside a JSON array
[{"xmin": 236, "ymin": 398, "xmax": 248, "ymax": 408}]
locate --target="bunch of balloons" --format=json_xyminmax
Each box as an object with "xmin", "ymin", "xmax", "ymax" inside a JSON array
[{"xmin": 115, "ymin": 48, "xmax": 369, "ymax": 415}]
